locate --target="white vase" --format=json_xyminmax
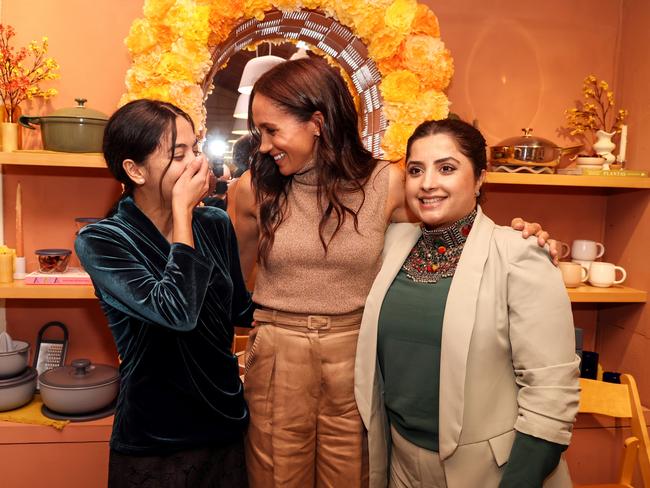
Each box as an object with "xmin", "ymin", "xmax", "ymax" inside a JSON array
[
  {"xmin": 1, "ymin": 122, "xmax": 18, "ymax": 152},
  {"xmin": 592, "ymin": 129, "xmax": 616, "ymax": 170}
]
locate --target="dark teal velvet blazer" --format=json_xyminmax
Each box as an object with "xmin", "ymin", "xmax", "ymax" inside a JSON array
[{"xmin": 75, "ymin": 196, "xmax": 254, "ymax": 455}]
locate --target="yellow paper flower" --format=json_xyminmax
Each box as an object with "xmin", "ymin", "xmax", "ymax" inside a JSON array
[
  {"xmin": 403, "ymin": 35, "xmax": 453, "ymax": 90},
  {"xmin": 384, "ymin": 0, "xmax": 417, "ymax": 31},
  {"xmin": 125, "ymin": 19, "xmax": 158, "ymax": 55},
  {"xmin": 143, "ymin": 0, "xmax": 177, "ymax": 21},
  {"xmin": 382, "ymin": 122, "xmax": 416, "ymax": 160},
  {"xmin": 380, "ymin": 70, "xmax": 420, "ymax": 103},
  {"xmin": 384, "ymin": 89, "xmax": 449, "ymax": 124},
  {"xmin": 412, "ymin": 4, "xmax": 439, "ymax": 36},
  {"xmin": 244, "ymin": 0, "xmax": 273, "ymax": 20}
]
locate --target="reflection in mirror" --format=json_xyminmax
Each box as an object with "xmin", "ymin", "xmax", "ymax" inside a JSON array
[{"xmin": 204, "ymin": 42, "xmax": 302, "ymax": 167}]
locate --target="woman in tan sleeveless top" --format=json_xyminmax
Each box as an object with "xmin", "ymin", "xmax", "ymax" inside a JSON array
[{"xmin": 234, "ymin": 57, "xmax": 552, "ymax": 488}]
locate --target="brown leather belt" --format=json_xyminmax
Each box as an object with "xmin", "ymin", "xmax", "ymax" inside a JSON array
[{"xmin": 253, "ymin": 308, "xmax": 363, "ymax": 333}]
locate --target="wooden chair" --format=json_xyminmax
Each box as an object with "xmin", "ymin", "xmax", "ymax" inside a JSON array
[{"xmin": 574, "ymin": 374, "xmax": 650, "ymax": 488}]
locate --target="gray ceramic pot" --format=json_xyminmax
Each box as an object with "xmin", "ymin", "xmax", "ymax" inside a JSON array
[
  {"xmin": 19, "ymin": 98, "xmax": 108, "ymax": 153},
  {"xmin": 0, "ymin": 340, "xmax": 29, "ymax": 378},
  {"xmin": 0, "ymin": 367, "xmax": 37, "ymax": 411},
  {"xmin": 39, "ymin": 358, "xmax": 119, "ymax": 414}
]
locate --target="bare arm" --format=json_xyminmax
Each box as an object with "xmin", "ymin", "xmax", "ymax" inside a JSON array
[
  {"xmin": 233, "ymin": 170, "xmax": 259, "ymax": 282},
  {"xmin": 385, "ymin": 163, "xmax": 418, "ymax": 224}
]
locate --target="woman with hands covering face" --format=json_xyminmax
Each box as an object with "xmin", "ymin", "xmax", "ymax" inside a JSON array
[{"xmin": 75, "ymin": 99, "xmax": 254, "ymax": 488}]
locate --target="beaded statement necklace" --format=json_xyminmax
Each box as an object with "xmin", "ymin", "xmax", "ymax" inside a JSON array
[{"xmin": 402, "ymin": 209, "xmax": 477, "ymax": 283}]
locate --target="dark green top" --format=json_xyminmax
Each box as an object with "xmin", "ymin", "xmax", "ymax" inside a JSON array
[
  {"xmin": 75, "ymin": 197, "xmax": 254, "ymax": 455},
  {"xmin": 377, "ymin": 263, "xmax": 565, "ymax": 487},
  {"xmin": 378, "ymin": 269, "xmax": 451, "ymax": 451}
]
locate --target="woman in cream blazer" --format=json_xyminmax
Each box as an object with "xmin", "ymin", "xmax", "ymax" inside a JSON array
[{"xmin": 354, "ymin": 119, "xmax": 580, "ymax": 488}]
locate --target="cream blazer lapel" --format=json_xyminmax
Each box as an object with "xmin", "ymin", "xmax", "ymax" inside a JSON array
[
  {"xmin": 355, "ymin": 222, "xmax": 421, "ymax": 426},
  {"xmin": 438, "ymin": 207, "xmax": 495, "ymax": 460}
]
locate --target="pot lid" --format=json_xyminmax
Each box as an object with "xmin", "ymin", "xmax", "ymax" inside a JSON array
[
  {"xmin": 48, "ymin": 98, "xmax": 108, "ymax": 121},
  {"xmin": 493, "ymin": 128, "xmax": 560, "ymax": 149},
  {"xmin": 0, "ymin": 366, "xmax": 37, "ymax": 388},
  {"xmin": 39, "ymin": 358, "xmax": 118, "ymax": 389},
  {"xmin": 35, "ymin": 248, "xmax": 72, "ymax": 256}
]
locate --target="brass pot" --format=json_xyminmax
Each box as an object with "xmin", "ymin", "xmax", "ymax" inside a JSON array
[
  {"xmin": 19, "ymin": 98, "xmax": 108, "ymax": 153},
  {"xmin": 490, "ymin": 128, "xmax": 582, "ymax": 168}
]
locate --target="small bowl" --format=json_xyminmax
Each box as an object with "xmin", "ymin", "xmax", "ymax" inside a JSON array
[
  {"xmin": 575, "ymin": 156, "xmax": 605, "ymax": 167},
  {"xmin": 35, "ymin": 249, "xmax": 72, "ymax": 273},
  {"xmin": 0, "ymin": 340, "xmax": 29, "ymax": 378}
]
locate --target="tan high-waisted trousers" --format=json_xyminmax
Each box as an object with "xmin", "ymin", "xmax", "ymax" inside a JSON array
[{"xmin": 244, "ymin": 308, "xmax": 369, "ymax": 488}]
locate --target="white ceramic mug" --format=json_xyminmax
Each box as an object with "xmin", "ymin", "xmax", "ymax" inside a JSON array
[
  {"xmin": 588, "ymin": 262, "xmax": 627, "ymax": 288},
  {"xmin": 557, "ymin": 241, "xmax": 571, "ymax": 260},
  {"xmin": 571, "ymin": 240, "xmax": 605, "ymax": 261},
  {"xmin": 559, "ymin": 262, "xmax": 588, "ymax": 288}
]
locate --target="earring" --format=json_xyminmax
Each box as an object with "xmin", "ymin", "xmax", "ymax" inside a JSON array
[{"xmin": 475, "ymin": 190, "xmax": 480, "ymax": 197}]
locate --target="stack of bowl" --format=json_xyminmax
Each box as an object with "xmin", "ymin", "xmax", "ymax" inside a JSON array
[
  {"xmin": 0, "ymin": 332, "xmax": 37, "ymax": 411},
  {"xmin": 575, "ymin": 156, "xmax": 606, "ymax": 172}
]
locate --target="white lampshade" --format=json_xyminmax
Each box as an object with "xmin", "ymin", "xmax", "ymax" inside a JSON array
[
  {"xmin": 238, "ymin": 55, "xmax": 285, "ymax": 95},
  {"xmin": 232, "ymin": 118, "xmax": 249, "ymax": 135},
  {"xmin": 233, "ymin": 93, "xmax": 250, "ymax": 119}
]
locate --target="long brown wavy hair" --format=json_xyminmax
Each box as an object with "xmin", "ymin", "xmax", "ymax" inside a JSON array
[{"xmin": 248, "ymin": 57, "xmax": 379, "ymax": 264}]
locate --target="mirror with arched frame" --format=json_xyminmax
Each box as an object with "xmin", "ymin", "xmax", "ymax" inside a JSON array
[{"xmin": 201, "ymin": 9, "xmax": 386, "ymax": 165}]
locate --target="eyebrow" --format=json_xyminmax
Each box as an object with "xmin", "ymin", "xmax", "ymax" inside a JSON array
[
  {"xmin": 256, "ymin": 122, "xmax": 277, "ymax": 129},
  {"xmin": 172, "ymin": 139, "xmax": 199, "ymax": 150},
  {"xmin": 407, "ymin": 156, "xmax": 461, "ymax": 165}
]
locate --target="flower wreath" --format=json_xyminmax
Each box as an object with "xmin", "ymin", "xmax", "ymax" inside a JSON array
[{"xmin": 122, "ymin": 0, "xmax": 453, "ymax": 159}]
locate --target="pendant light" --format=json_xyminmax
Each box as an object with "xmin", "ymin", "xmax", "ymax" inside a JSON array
[
  {"xmin": 233, "ymin": 93, "xmax": 250, "ymax": 119},
  {"xmin": 238, "ymin": 44, "xmax": 285, "ymax": 95}
]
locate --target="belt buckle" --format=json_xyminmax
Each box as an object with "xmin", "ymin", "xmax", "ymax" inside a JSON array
[{"xmin": 307, "ymin": 315, "xmax": 331, "ymax": 331}]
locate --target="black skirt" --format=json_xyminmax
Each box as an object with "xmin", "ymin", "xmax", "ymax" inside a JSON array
[{"xmin": 108, "ymin": 438, "xmax": 248, "ymax": 488}]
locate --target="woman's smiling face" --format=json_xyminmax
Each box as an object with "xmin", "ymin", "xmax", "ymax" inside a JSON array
[
  {"xmin": 405, "ymin": 133, "xmax": 485, "ymax": 228},
  {"xmin": 251, "ymin": 94, "xmax": 320, "ymax": 176}
]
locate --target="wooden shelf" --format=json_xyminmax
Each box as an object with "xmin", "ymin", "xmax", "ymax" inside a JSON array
[
  {"xmin": 0, "ymin": 281, "xmax": 643, "ymax": 302},
  {"xmin": 486, "ymin": 172, "xmax": 650, "ymax": 189},
  {"xmin": 0, "ymin": 150, "xmax": 105, "ymax": 168},
  {"xmin": 567, "ymin": 285, "xmax": 647, "ymax": 303},
  {"xmin": 0, "ymin": 281, "xmax": 96, "ymax": 299}
]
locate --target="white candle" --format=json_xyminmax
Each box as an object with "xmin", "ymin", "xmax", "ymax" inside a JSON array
[{"xmin": 617, "ymin": 124, "xmax": 627, "ymax": 164}]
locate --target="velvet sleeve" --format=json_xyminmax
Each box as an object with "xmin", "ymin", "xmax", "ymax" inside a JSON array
[
  {"xmin": 225, "ymin": 217, "xmax": 255, "ymax": 327},
  {"xmin": 75, "ymin": 226, "xmax": 214, "ymax": 332},
  {"xmin": 499, "ymin": 432, "xmax": 566, "ymax": 487}
]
